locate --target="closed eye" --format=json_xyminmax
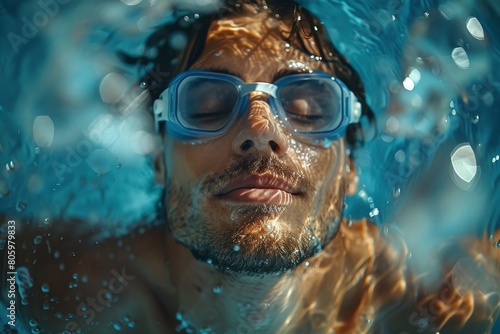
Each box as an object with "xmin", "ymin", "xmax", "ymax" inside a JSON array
[
  {"xmin": 286, "ymin": 111, "xmax": 324, "ymax": 124},
  {"xmin": 187, "ymin": 110, "xmax": 232, "ymax": 122}
]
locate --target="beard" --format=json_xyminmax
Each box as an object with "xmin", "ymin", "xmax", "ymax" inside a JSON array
[{"xmin": 165, "ymin": 155, "xmax": 342, "ymax": 276}]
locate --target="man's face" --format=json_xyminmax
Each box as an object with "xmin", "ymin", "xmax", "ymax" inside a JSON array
[{"xmin": 158, "ymin": 11, "xmax": 357, "ymax": 274}]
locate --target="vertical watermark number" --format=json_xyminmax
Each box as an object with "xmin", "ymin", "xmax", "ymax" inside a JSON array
[{"xmin": 6, "ymin": 220, "xmax": 16, "ymax": 327}]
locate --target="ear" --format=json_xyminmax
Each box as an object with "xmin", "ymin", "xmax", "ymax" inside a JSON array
[
  {"xmin": 344, "ymin": 156, "xmax": 358, "ymax": 195},
  {"xmin": 153, "ymin": 150, "xmax": 166, "ymax": 186}
]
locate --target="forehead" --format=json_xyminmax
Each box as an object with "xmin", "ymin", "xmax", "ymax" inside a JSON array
[{"xmin": 189, "ymin": 12, "xmax": 332, "ymax": 81}]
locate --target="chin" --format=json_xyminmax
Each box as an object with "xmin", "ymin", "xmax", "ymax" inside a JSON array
[{"xmin": 187, "ymin": 205, "xmax": 322, "ymax": 275}]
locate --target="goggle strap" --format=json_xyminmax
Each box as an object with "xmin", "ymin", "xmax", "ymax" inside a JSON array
[
  {"xmin": 153, "ymin": 89, "xmax": 169, "ymax": 132},
  {"xmin": 349, "ymin": 91, "xmax": 362, "ymax": 124}
]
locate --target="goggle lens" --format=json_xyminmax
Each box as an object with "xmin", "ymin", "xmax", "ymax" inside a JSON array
[
  {"xmin": 277, "ymin": 78, "xmax": 342, "ymax": 132},
  {"xmin": 177, "ymin": 77, "xmax": 238, "ymax": 131}
]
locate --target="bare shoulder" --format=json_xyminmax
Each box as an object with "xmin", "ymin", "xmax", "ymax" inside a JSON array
[{"xmin": 1, "ymin": 219, "xmax": 174, "ymax": 333}]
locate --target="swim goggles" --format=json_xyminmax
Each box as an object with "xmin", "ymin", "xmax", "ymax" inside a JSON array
[{"xmin": 153, "ymin": 70, "xmax": 362, "ymax": 143}]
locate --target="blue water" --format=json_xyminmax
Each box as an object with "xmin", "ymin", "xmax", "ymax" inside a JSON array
[{"xmin": 0, "ymin": 0, "xmax": 499, "ymax": 332}]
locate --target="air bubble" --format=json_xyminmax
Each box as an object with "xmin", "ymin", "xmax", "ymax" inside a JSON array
[
  {"xmin": 33, "ymin": 235, "xmax": 42, "ymax": 245},
  {"xmin": 369, "ymin": 208, "xmax": 380, "ymax": 217},
  {"xmin": 230, "ymin": 212, "xmax": 238, "ymax": 222},
  {"xmin": 382, "ymin": 225, "xmax": 389, "ymax": 236},
  {"xmin": 15, "ymin": 199, "xmax": 27, "ymax": 212},
  {"xmin": 233, "ymin": 245, "xmax": 240, "ymax": 251},
  {"xmin": 5, "ymin": 160, "xmax": 15, "ymax": 171}
]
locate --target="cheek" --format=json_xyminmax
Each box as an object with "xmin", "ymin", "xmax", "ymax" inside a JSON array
[
  {"xmin": 305, "ymin": 142, "xmax": 346, "ymax": 214},
  {"xmin": 165, "ymin": 139, "xmax": 232, "ymax": 183},
  {"xmin": 288, "ymin": 139, "xmax": 344, "ymax": 187}
]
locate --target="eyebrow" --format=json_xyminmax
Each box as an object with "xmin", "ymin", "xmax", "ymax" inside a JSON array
[{"xmin": 201, "ymin": 67, "xmax": 306, "ymax": 82}]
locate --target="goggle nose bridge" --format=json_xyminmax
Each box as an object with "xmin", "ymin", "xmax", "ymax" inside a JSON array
[{"xmin": 238, "ymin": 82, "xmax": 278, "ymax": 98}]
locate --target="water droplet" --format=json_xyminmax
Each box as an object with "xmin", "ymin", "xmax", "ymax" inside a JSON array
[
  {"xmin": 392, "ymin": 187, "xmax": 401, "ymax": 197},
  {"xmin": 16, "ymin": 200, "xmax": 27, "ymax": 212},
  {"xmin": 41, "ymin": 284, "xmax": 50, "ymax": 293},
  {"xmin": 29, "ymin": 319, "xmax": 38, "ymax": 327},
  {"xmin": 471, "ymin": 115, "xmax": 480, "ymax": 124},
  {"xmin": 17, "ymin": 267, "xmax": 34, "ymax": 304},
  {"xmin": 369, "ymin": 208, "xmax": 380, "ymax": 218},
  {"xmin": 233, "ymin": 245, "xmax": 240, "ymax": 252},
  {"xmin": 382, "ymin": 225, "xmax": 389, "ymax": 236},
  {"xmin": 116, "ymin": 163, "xmax": 121, "ymax": 169},
  {"xmin": 207, "ymin": 259, "xmax": 213, "ymax": 265},
  {"xmin": 305, "ymin": 261, "xmax": 310, "ymax": 267},
  {"xmin": 495, "ymin": 240, "xmax": 500, "ymax": 248},
  {"xmin": 32, "ymin": 235, "xmax": 42, "ymax": 245},
  {"xmin": 113, "ymin": 322, "xmax": 122, "ymax": 331},
  {"xmin": 230, "ymin": 211, "xmax": 238, "ymax": 222},
  {"xmin": 213, "ymin": 51, "xmax": 221, "ymax": 57},
  {"xmin": 212, "ymin": 285, "xmax": 222, "ymax": 294},
  {"xmin": 311, "ymin": 236, "xmax": 318, "ymax": 247},
  {"xmin": 5, "ymin": 160, "xmax": 15, "ymax": 171}
]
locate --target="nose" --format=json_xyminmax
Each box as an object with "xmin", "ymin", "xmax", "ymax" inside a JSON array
[{"xmin": 231, "ymin": 94, "xmax": 289, "ymax": 157}]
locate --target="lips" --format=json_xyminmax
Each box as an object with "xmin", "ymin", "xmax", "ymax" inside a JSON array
[{"xmin": 214, "ymin": 174, "xmax": 303, "ymax": 205}]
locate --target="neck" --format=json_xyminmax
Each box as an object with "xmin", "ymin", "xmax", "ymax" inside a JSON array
[{"xmin": 162, "ymin": 227, "xmax": 352, "ymax": 333}]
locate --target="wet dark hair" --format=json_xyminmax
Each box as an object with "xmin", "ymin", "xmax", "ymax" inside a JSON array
[{"xmin": 121, "ymin": 0, "xmax": 375, "ymax": 148}]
